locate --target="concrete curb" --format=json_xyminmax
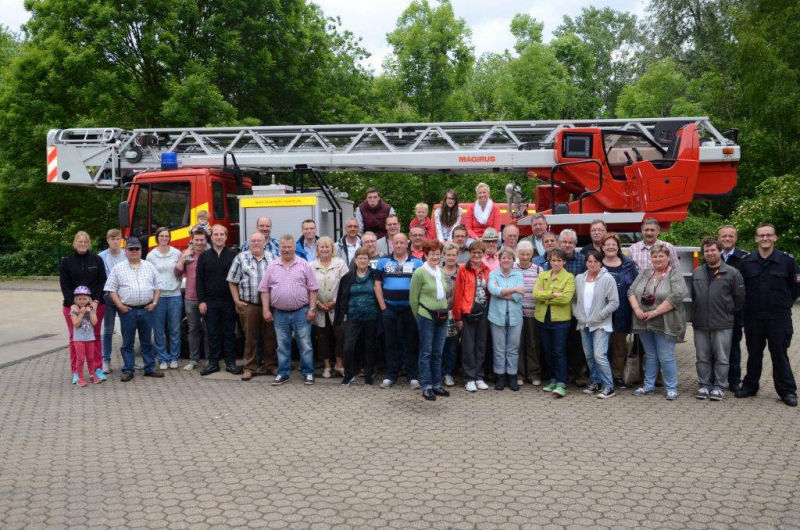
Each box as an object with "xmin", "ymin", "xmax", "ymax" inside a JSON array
[{"xmin": 0, "ymin": 345, "xmax": 65, "ymax": 371}]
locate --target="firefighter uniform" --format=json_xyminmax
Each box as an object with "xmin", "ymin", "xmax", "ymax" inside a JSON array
[{"xmin": 739, "ymin": 249, "xmax": 800, "ymax": 401}]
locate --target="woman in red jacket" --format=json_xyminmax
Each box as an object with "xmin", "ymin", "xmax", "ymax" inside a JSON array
[
  {"xmin": 462, "ymin": 182, "xmax": 501, "ymax": 239},
  {"xmin": 453, "ymin": 240, "xmax": 492, "ymax": 392}
]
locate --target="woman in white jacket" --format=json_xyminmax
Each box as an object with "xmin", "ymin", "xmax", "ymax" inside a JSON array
[{"xmin": 573, "ymin": 250, "xmax": 620, "ymax": 398}]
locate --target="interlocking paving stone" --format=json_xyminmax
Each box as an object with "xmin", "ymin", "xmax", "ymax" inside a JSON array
[{"xmin": 0, "ymin": 309, "xmax": 799, "ymax": 528}]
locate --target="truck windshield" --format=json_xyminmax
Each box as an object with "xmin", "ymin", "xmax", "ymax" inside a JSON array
[{"xmin": 130, "ymin": 182, "xmax": 191, "ymax": 240}]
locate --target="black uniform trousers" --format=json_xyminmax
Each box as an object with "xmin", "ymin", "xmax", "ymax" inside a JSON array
[{"xmin": 743, "ymin": 313, "xmax": 796, "ymax": 397}]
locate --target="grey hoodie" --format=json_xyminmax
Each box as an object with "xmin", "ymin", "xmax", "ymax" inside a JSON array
[{"xmin": 572, "ymin": 268, "xmax": 620, "ymax": 331}]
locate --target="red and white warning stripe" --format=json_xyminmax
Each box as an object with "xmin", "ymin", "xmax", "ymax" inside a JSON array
[{"xmin": 47, "ymin": 146, "xmax": 58, "ymax": 182}]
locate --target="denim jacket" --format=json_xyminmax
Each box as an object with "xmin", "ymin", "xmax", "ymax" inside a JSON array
[{"xmin": 487, "ymin": 268, "xmax": 524, "ymax": 327}]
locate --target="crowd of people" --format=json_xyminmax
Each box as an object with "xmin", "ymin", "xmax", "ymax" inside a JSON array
[{"xmin": 59, "ymin": 184, "xmax": 800, "ymax": 406}]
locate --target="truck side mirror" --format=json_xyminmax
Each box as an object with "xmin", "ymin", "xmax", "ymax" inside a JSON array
[{"xmin": 118, "ymin": 201, "xmax": 130, "ymax": 228}]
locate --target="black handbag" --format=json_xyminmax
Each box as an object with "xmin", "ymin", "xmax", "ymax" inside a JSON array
[{"xmin": 420, "ymin": 303, "xmax": 449, "ymax": 322}]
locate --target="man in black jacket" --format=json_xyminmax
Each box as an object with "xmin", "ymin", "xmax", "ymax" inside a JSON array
[
  {"xmin": 691, "ymin": 236, "xmax": 745, "ymax": 400},
  {"xmin": 718, "ymin": 225, "xmax": 749, "ymax": 391},
  {"xmin": 735, "ymin": 224, "xmax": 800, "ymax": 406},
  {"xmin": 197, "ymin": 224, "xmax": 242, "ymax": 376}
]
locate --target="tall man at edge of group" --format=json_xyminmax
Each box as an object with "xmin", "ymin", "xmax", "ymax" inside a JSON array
[{"xmin": 735, "ymin": 223, "xmax": 800, "ymax": 407}]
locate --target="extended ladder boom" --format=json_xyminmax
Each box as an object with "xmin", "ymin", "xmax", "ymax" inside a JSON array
[{"xmin": 46, "ymin": 118, "xmax": 738, "ymax": 188}]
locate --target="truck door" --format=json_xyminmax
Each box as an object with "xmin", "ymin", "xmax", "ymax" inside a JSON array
[{"xmin": 128, "ymin": 181, "xmax": 192, "ymax": 252}]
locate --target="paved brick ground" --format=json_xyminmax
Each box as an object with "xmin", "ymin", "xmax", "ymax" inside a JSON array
[{"xmin": 1, "ymin": 309, "xmax": 799, "ymax": 528}]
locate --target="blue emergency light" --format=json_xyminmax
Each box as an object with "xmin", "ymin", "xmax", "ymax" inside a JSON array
[{"xmin": 161, "ymin": 152, "xmax": 178, "ymax": 170}]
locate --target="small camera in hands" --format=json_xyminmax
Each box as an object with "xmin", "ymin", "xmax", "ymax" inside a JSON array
[{"xmin": 640, "ymin": 294, "xmax": 655, "ymax": 306}]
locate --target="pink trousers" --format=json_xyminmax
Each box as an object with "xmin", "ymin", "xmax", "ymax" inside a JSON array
[{"xmin": 62, "ymin": 305, "xmax": 105, "ymax": 374}]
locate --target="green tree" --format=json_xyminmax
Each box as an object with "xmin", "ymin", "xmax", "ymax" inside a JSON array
[
  {"xmin": 555, "ymin": 7, "xmax": 644, "ymax": 117},
  {"xmin": 731, "ymin": 174, "xmax": 800, "ymax": 256},
  {"xmin": 385, "ymin": 0, "xmax": 474, "ymax": 121},
  {"xmin": 0, "ymin": 0, "xmax": 372, "ymax": 257},
  {"xmin": 616, "ymin": 59, "xmax": 703, "ymax": 117}
]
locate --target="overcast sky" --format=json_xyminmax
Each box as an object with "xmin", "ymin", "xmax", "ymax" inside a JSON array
[{"xmin": 1, "ymin": 0, "xmax": 647, "ymax": 72}]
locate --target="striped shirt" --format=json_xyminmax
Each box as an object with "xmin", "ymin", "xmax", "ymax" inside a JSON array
[
  {"xmin": 375, "ymin": 254, "xmax": 423, "ymax": 308},
  {"xmin": 227, "ymin": 250, "xmax": 273, "ymax": 304},
  {"xmin": 514, "ymin": 261, "xmax": 542, "ymax": 317},
  {"xmin": 258, "ymin": 256, "xmax": 319, "ymax": 311},
  {"xmin": 104, "ymin": 260, "xmax": 159, "ymax": 306}
]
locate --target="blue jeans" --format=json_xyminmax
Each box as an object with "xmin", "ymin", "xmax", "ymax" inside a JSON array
[
  {"xmin": 639, "ymin": 330, "xmax": 678, "ymax": 392},
  {"xmin": 119, "ymin": 308, "xmax": 156, "ymax": 374},
  {"xmin": 383, "ymin": 306, "xmax": 418, "ymax": 382},
  {"xmin": 580, "ymin": 327, "xmax": 613, "ymax": 388},
  {"xmin": 536, "ymin": 320, "xmax": 570, "ymax": 385},
  {"xmin": 102, "ymin": 292, "xmax": 118, "ymax": 362},
  {"xmin": 442, "ymin": 335, "xmax": 458, "ymax": 377},
  {"xmin": 273, "ymin": 307, "xmax": 314, "ymax": 378},
  {"xmin": 153, "ymin": 295, "xmax": 183, "ymax": 363},
  {"xmin": 491, "ymin": 322, "xmax": 522, "ymax": 375},
  {"xmin": 417, "ymin": 316, "xmax": 448, "ymax": 390}
]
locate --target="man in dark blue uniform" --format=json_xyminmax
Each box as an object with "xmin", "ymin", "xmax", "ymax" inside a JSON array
[
  {"xmin": 718, "ymin": 225, "xmax": 749, "ymax": 391},
  {"xmin": 735, "ymin": 223, "xmax": 800, "ymax": 406}
]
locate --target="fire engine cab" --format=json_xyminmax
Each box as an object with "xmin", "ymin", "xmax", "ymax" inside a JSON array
[{"xmin": 46, "ymin": 117, "xmax": 739, "ymax": 249}]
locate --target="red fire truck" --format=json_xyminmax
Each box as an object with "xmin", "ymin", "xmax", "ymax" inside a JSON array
[{"xmin": 46, "ymin": 117, "xmax": 739, "ymax": 249}]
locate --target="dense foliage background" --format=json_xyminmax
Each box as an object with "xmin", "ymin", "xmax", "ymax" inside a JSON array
[{"xmin": 0, "ymin": 0, "xmax": 798, "ymax": 274}]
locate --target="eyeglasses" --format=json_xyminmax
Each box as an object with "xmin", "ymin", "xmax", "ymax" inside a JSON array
[
  {"xmin": 127, "ymin": 247, "xmax": 141, "ymax": 251},
  {"xmin": 756, "ymin": 233, "xmax": 776, "ymax": 239}
]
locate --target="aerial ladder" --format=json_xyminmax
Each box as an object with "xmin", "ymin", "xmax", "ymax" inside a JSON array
[{"xmin": 46, "ymin": 117, "xmax": 740, "ymax": 244}]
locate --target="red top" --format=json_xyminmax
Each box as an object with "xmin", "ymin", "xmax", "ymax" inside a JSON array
[
  {"xmin": 409, "ymin": 217, "xmax": 437, "ymax": 241},
  {"xmin": 452, "ymin": 261, "xmax": 491, "ymax": 321},
  {"xmin": 462, "ymin": 203, "xmax": 501, "ymax": 239}
]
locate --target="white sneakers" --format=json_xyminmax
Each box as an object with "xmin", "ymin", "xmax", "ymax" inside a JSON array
[
  {"xmin": 409, "ymin": 379, "xmax": 421, "ymax": 389},
  {"xmin": 466, "ymin": 380, "xmax": 489, "ymax": 391},
  {"xmin": 101, "ymin": 361, "xmax": 111, "ymax": 374},
  {"xmin": 159, "ymin": 362, "xmax": 168, "ymax": 370},
  {"xmin": 444, "ymin": 375, "xmax": 455, "ymax": 387},
  {"xmin": 169, "ymin": 361, "xmax": 179, "ymax": 369},
  {"xmin": 183, "ymin": 361, "xmax": 197, "ymax": 371}
]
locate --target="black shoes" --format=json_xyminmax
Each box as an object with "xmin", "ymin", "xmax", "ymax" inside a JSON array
[
  {"xmin": 432, "ymin": 387, "xmax": 450, "ymax": 397},
  {"xmin": 200, "ymin": 364, "xmax": 220, "ymax": 376},
  {"xmin": 120, "ymin": 372, "xmax": 134, "ymax": 382},
  {"xmin": 143, "ymin": 370, "xmax": 164, "ymax": 378},
  {"xmin": 495, "ymin": 374, "xmax": 505, "ymax": 391},
  {"xmin": 422, "ymin": 388, "xmax": 436, "ymax": 401},
  {"xmin": 508, "ymin": 376, "xmax": 519, "ymax": 392},
  {"xmin": 782, "ymin": 393, "xmax": 798, "ymax": 407},
  {"xmin": 226, "ymin": 364, "xmax": 243, "ymax": 375},
  {"xmin": 735, "ymin": 386, "xmax": 757, "ymax": 398}
]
